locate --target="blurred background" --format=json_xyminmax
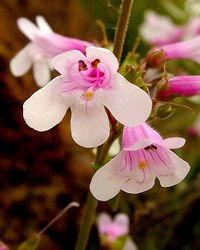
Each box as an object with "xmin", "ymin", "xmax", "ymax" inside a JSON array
[{"xmin": 1, "ymin": 0, "xmax": 200, "ymax": 249}]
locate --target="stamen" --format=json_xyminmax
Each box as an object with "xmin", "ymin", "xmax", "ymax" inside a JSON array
[
  {"xmin": 91, "ymin": 59, "xmax": 100, "ymax": 69},
  {"xmin": 139, "ymin": 161, "xmax": 147, "ymax": 169},
  {"xmin": 78, "ymin": 60, "xmax": 88, "ymax": 71}
]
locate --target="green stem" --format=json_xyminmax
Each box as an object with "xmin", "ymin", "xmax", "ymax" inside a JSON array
[
  {"xmin": 113, "ymin": 0, "xmax": 134, "ymax": 61},
  {"xmin": 75, "ymin": 192, "xmax": 98, "ymax": 250},
  {"xmin": 74, "ymin": 1, "xmax": 134, "ymax": 249}
]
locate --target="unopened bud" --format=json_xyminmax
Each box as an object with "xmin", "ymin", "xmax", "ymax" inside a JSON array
[{"xmin": 146, "ymin": 50, "xmax": 165, "ymax": 68}]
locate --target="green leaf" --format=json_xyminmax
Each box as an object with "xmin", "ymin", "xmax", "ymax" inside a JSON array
[{"xmin": 17, "ymin": 234, "xmax": 41, "ymax": 250}]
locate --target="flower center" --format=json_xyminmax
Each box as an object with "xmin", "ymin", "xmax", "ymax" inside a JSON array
[
  {"xmin": 63, "ymin": 58, "xmax": 112, "ymax": 100},
  {"xmin": 77, "ymin": 59, "xmax": 108, "ymax": 89}
]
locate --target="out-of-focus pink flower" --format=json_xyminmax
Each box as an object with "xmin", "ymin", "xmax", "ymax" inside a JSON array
[
  {"xmin": 0, "ymin": 247, "xmax": 9, "ymax": 250},
  {"xmin": 23, "ymin": 46, "xmax": 152, "ymax": 148},
  {"xmin": 90, "ymin": 123, "xmax": 190, "ymax": 201},
  {"xmin": 97, "ymin": 213, "xmax": 129, "ymax": 243},
  {"xmin": 157, "ymin": 36, "xmax": 200, "ymax": 64},
  {"xmin": 97, "ymin": 213, "xmax": 137, "ymax": 250},
  {"xmin": 139, "ymin": 11, "xmax": 184, "ymax": 46},
  {"xmin": 10, "ymin": 16, "xmax": 93, "ymax": 86},
  {"xmin": 0, "ymin": 241, "xmax": 9, "ymax": 250},
  {"xmin": 184, "ymin": 17, "xmax": 200, "ymax": 39},
  {"xmin": 158, "ymin": 76, "xmax": 200, "ymax": 100}
]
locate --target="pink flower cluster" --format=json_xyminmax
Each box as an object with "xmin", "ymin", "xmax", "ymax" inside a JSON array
[
  {"xmin": 139, "ymin": 11, "xmax": 200, "ymax": 46},
  {"xmin": 10, "ymin": 15, "xmax": 191, "ymax": 201}
]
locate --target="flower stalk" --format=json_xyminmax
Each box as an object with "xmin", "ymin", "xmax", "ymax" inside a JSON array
[
  {"xmin": 74, "ymin": 0, "xmax": 134, "ymax": 249},
  {"xmin": 113, "ymin": 0, "xmax": 134, "ymax": 61}
]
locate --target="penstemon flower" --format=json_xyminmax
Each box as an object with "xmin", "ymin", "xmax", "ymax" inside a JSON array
[
  {"xmin": 23, "ymin": 46, "xmax": 152, "ymax": 148},
  {"xmin": 90, "ymin": 122, "xmax": 190, "ymax": 201},
  {"xmin": 157, "ymin": 76, "xmax": 200, "ymax": 100},
  {"xmin": 97, "ymin": 213, "xmax": 137, "ymax": 250},
  {"xmin": 157, "ymin": 36, "xmax": 200, "ymax": 64},
  {"xmin": 139, "ymin": 11, "xmax": 184, "ymax": 46},
  {"xmin": 10, "ymin": 16, "xmax": 93, "ymax": 87},
  {"xmin": 97, "ymin": 213, "xmax": 129, "ymax": 243}
]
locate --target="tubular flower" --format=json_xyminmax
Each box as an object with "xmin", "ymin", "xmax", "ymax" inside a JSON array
[
  {"xmin": 97, "ymin": 213, "xmax": 129, "ymax": 243},
  {"xmin": 10, "ymin": 16, "xmax": 93, "ymax": 86},
  {"xmin": 139, "ymin": 11, "xmax": 183, "ymax": 46},
  {"xmin": 158, "ymin": 76, "xmax": 200, "ymax": 100},
  {"xmin": 97, "ymin": 213, "xmax": 137, "ymax": 250},
  {"xmin": 23, "ymin": 47, "xmax": 152, "ymax": 148},
  {"xmin": 157, "ymin": 36, "xmax": 200, "ymax": 64},
  {"xmin": 90, "ymin": 123, "xmax": 190, "ymax": 201}
]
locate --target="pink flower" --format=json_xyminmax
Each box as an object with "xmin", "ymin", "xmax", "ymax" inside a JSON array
[
  {"xmin": 158, "ymin": 36, "xmax": 200, "ymax": 64},
  {"xmin": 10, "ymin": 16, "xmax": 93, "ymax": 86},
  {"xmin": 90, "ymin": 123, "xmax": 190, "ymax": 201},
  {"xmin": 184, "ymin": 17, "xmax": 200, "ymax": 39},
  {"xmin": 158, "ymin": 76, "xmax": 200, "ymax": 100},
  {"xmin": 97, "ymin": 213, "xmax": 129, "ymax": 243},
  {"xmin": 23, "ymin": 47, "xmax": 152, "ymax": 148},
  {"xmin": 0, "ymin": 241, "xmax": 9, "ymax": 250},
  {"xmin": 97, "ymin": 213, "xmax": 137, "ymax": 250},
  {"xmin": 139, "ymin": 11, "xmax": 183, "ymax": 46},
  {"xmin": 0, "ymin": 247, "xmax": 9, "ymax": 250}
]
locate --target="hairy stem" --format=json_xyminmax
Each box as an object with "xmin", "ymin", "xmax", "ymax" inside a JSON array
[{"xmin": 113, "ymin": 0, "xmax": 134, "ymax": 61}]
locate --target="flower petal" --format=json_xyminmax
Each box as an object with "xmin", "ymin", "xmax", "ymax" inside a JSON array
[
  {"xmin": 123, "ymin": 138, "xmax": 152, "ymax": 151},
  {"xmin": 17, "ymin": 17, "xmax": 39, "ymax": 41},
  {"xmin": 104, "ymin": 73, "xmax": 152, "ymax": 127},
  {"xmin": 70, "ymin": 101, "xmax": 110, "ymax": 148},
  {"xmin": 97, "ymin": 213, "xmax": 112, "ymax": 233},
  {"xmin": 33, "ymin": 59, "xmax": 51, "ymax": 87},
  {"xmin": 122, "ymin": 176, "xmax": 155, "ymax": 194},
  {"xmin": 123, "ymin": 238, "xmax": 138, "ymax": 250},
  {"xmin": 23, "ymin": 76, "xmax": 69, "ymax": 131},
  {"xmin": 114, "ymin": 213, "xmax": 129, "ymax": 235},
  {"xmin": 86, "ymin": 46, "xmax": 119, "ymax": 73},
  {"xmin": 52, "ymin": 50, "xmax": 86, "ymax": 75},
  {"xmin": 10, "ymin": 44, "xmax": 32, "ymax": 76},
  {"xmin": 90, "ymin": 152, "xmax": 129, "ymax": 201},
  {"xmin": 36, "ymin": 16, "xmax": 53, "ymax": 33},
  {"xmin": 159, "ymin": 137, "xmax": 186, "ymax": 149},
  {"xmin": 158, "ymin": 150, "xmax": 190, "ymax": 187}
]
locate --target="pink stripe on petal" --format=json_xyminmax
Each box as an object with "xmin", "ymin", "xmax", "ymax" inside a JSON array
[{"xmin": 90, "ymin": 152, "xmax": 129, "ymax": 201}]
